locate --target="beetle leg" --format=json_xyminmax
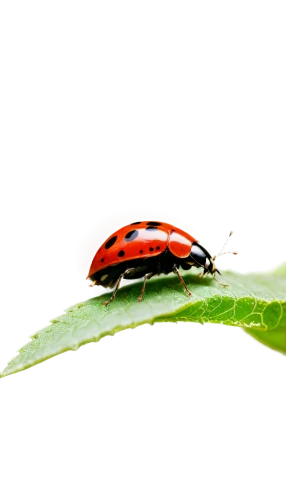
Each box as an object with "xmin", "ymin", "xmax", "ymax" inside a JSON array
[
  {"xmin": 103, "ymin": 267, "xmax": 146, "ymax": 306},
  {"xmin": 103, "ymin": 273, "xmax": 125, "ymax": 306},
  {"xmin": 88, "ymin": 280, "xmax": 96, "ymax": 288},
  {"xmin": 213, "ymin": 274, "xmax": 229, "ymax": 288},
  {"xmin": 173, "ymin": 265, "xmax": 192, "ymax": 297},
  {"xmin": 137, "ymin": 272, "xmax": 155, "ymax": 302},
  {"xmin": 199, "ymin": 268, "xmax": 208, "ymax": 278}
]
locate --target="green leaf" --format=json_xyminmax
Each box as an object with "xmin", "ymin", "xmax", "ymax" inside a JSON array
[{"xmin": 1, "ymin": 266, "xmax": 286, "ymax": 377}]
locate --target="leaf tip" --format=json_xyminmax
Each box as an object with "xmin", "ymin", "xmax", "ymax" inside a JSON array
[{"xmin": 0, "ymin": 365, "xmax": 11, "ymax": 378}]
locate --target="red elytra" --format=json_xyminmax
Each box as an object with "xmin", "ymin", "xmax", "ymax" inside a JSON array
[{"xmin": 87, "ymin": 221, "xmax": 236, "ymax": 306}]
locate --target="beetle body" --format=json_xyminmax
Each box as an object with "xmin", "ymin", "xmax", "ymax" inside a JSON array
[{"xmin": 87, "ymin": 221, "xmax": 223, "ymax": 305}]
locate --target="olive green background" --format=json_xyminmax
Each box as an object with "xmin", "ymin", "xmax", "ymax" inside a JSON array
[{"xmin": 0, "ymin": 5, "xmax": 286, "ymax": 500}]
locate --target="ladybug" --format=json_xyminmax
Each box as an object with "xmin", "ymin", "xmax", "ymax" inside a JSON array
[{"xmin": 87, "ymin": 221, "xmax": 237, "ymax": 306}]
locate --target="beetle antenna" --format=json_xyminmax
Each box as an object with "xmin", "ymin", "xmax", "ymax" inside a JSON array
[{"xmin": 215, "ymin": 230, "xmax": 234, "ymax": 261}]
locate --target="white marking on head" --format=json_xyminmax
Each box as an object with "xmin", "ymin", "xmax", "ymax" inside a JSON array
[
  {"xmin": 205, "ymin": 258, "xmax": 210, "ymax": 269},
  {"xmin": 100, "ymin": 274, "xmax": 108, "ymax": 282}
]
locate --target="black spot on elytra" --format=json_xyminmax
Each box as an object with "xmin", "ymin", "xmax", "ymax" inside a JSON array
[
  {"xmin": 147, "ymin": 221, "xmax": 161, "ymax": 226},
  {"xmin": 101, "ymin": 258, "xmax": 105, "ymax": 262},
  {"xmin": 125, "ymin": 229, "xmax": 139, "ymax": 242},
  {"xmin": 149, "ymin": 247, "xmax": 154, "ymax": 252},
  {"xmin": 156, "ymin": 246, "xmax": 160, "ymax": 250},
  {"xmin": 130, "ymin": 221, "xmax": 141, "ymax": 225},
  {"xmin": 105, "ymin": 235, "xmax": 117, "ymax": 249},
  {"xmin": 146, "ymin": 226, "xmax": 158, "ymax": 231},
  {"xmin": 118, "ymin": 250, "xmax": 125, "ymax": 257},
  {"xmin": 140, "ymin": 250, "xmax": 143, "ymax": 254}
]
